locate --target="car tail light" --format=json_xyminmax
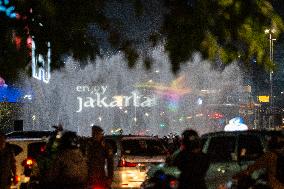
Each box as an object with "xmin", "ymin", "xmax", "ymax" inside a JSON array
[
  {"xmin": 22, "ymin": 158, "xmax": 34, "ymax": 167},
  {"xmin": 118, "ymin": 158, "xmax": 139, "ymax": 167},
  {"xmin": 169, "ymin": 179, "xmax": 178, "ymax": 189},
  {"xmin": 26, "ymin": 159, "xmax": 33, "ymax": 166},
  {"xmin": 92, "ymin": 185, "xmax": 106, "ymax": 189},
  {"xmin": 15, "ymin": 175, "xmax": 20, "ymax": 182},
  {"xmin": 11, "ymin": 175, "xmax": 20, "ymax": 184},
  {"xmin": 40, "ymin": 145, "xmax": 46, "ymax": 152}
]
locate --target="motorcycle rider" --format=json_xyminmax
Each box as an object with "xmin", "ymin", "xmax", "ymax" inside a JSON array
[
  {"xmin": 169, "ymin": 129, "xmax": 209, "ymax": 189},
  {"xmin": 45, "ymin": 131, "xmax": 88, "ymax": 189}
]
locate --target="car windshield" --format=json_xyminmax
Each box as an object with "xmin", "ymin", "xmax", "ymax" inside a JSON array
[
  {"xmin": 207, "ymin": 136, "xmax": 236, "ymax": 162},
  {"xmin": 238, "ymin": 135, "xmax": 264, "ymax": 161},
  {"xmin": 121, "ymin": 139, "xmax": 167, "ymax": 156},
  {"xmin": 28, "ymin": 142, "xmax": 47, "ymax": 159}
]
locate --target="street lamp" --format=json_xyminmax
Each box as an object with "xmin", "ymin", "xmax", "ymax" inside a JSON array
[{"xmin": 264, "ymin": 28, "xmax": 276, "ymax": 128}]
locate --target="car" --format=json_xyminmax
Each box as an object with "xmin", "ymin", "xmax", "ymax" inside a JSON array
[
  {"xmin": 201, "ymin": 129, "xmax": 284, "ymax": 189},
  {"xmin": 6, "ymin": 130, "xmax": 52, "ymax": 139},
  {"xmin": 6, "ymin": 131, "xmax": 52, "ymax": 189},
  {"xmin": 104, "ymin": 135, "xmax": 168, "ymax": 189}
]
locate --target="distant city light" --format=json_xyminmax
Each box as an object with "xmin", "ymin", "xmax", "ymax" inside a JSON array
[
  {"xmin": 258, "ymin": 95, "xmax": 270, "ymax": 103},
  {"xmin": 23, "ymin": 94, "xmax": 32, "ymax": 100},
  {"xmin": 197, "ymin": 97, "xmax": 203, "ymax": 105}
]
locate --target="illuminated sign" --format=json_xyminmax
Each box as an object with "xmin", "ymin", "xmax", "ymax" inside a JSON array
[
  {"xmin": 32, "ymin": 39, "xmax": 51, "ymax": 83},
  {"xmin": 258, "ymin": 96, "xmax": 269, "ymax": 103},
  {"xmin": 0, "ymin": 0, "xmax": 16, "ymax": 18},
  {"xmin": 224, "ymin": 117, "xmax": 248, "ymax": 132},
  {"xmin": 76, "ymin": 86, "xmax": 157, "ymax": 112}
]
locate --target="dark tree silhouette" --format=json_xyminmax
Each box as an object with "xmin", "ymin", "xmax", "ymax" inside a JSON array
[{"xmin": 0, "ymin": 0, "xmax": 283, "ymax": 81}]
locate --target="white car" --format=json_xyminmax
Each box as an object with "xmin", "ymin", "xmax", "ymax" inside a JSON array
[
  {"xmin": 6, "ymin": 131, "xmax": 51, "ymax": 189},
  {"xmin": 105, "ymin": 135, "xmax": 168, "ymax": 189}
]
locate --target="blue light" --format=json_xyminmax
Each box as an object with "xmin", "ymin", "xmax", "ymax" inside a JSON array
[
  {"xmin": 0, "ymin": 0, "xmax": 16, "ymax": 19},
  {"xmin": 0, "ymin": 86, "xmax": 23, "ymax": 102}
]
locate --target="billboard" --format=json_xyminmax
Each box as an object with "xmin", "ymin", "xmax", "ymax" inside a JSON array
[{"xmin": 258, "ymin": 96, "xmax": 270, "ymax": 103}]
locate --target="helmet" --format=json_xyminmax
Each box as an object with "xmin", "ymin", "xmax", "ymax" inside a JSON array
[{"xmin": 59, "ymin": 131, "xmax": 79, "ymax": 150}]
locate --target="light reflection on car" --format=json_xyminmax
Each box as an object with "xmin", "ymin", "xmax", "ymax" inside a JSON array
[
  {"xmin": 105, "ymin": 135, "xmax": 168, "ymax": 189},
  {"xmin": 201, "ymin": 130, "xmax": 284, "ymax": 189}
]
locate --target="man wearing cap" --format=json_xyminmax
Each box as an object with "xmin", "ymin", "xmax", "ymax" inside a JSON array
[{"xmin": 86, "ymin": 125, "xmax": 114, "ymax": 189}]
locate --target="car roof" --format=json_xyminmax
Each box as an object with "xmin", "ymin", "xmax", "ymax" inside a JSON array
[
  {"xmin": 7, "ymin": 138, "xmax": 46, "ymax": 142},
  {"xmin": 201, "ymin": 129, "xmax": 284, "ymax": 138},
  {"xmin": 105, "ymin": 134, "xmax": 160, "ymax": 140},
  {"xmin": 6, "ymin": 130, "xmax": 52, "ymax": 139}
]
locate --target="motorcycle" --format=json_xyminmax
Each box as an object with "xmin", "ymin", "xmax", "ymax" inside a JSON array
[
  {"xmin": 220, "ymin": 170, "xmax": 271, "ymax": 189},
  {"xmin": 140, "ymin": 163, "xmax": 180, "ymax": 189}
]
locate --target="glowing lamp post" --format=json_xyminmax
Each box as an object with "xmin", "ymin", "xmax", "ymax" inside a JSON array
[{"xmin": 264, "ymin": 28, "xmax": 276, "ymax": 128}]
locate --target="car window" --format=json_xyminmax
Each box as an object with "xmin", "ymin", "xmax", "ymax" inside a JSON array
[
  {"xmin": 8, "ymin": 144, "xmax": 23, "ymax": 156},
  {"xmin": 27, "ymin": 142, "xmax": 46, "ymax": 159},
  {"xmin": 121, "ymin": 139, "xmax": 167, "ymax": 156},
  {"xmin": 207, "ymin": 136, "xmax": 236, "ymax": 162},
  {"xmin": 238, "ymin": 135, "xmax": 264, "ymax": 161}
]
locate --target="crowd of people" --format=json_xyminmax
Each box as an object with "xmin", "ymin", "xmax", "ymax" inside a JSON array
[
  {"xmin": 0, "ymin": 125, "xmax": 113, "ymax": 189},
  {"xmin": 1, "ymin": 125, "xmax": 284, "ymax": 189}
]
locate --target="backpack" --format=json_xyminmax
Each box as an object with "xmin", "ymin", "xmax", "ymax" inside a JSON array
[{"xmin": 276, "ymin": 152, "xmax": 284, "ymax": 184}]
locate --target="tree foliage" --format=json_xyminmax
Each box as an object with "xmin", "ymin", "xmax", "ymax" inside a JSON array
[
  {"xmin": 162, "ymin": 0, "xmax": 284, "ymax": 72},
  {"xmin": 0, "ymin": 102, "xmax": 18, "ymax": 132},
  {"xmin": 0, "ymin": 0, "xmax": 283, "ymax": 80}
]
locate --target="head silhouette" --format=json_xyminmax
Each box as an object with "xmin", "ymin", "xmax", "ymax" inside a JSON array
[
  {"xmin": 181, "ymin": 129, "xmax": 201, "ymax": 151},
  {"xmin": 91, "ymin": 125, "xmax": 104, "ymax": 141}
]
